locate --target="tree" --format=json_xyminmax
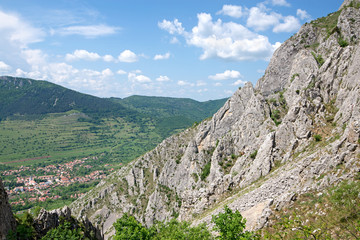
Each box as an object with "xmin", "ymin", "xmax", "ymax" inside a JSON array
[
  {"xmin": 113, "ymin": 213, "xmax": 151, "ymax": 240},
  {"xmin": 212, "ymin": 205, "xmax": 258, "ymax": 240},
  {"xmin": 151, "ymin": 219, "xmax": 213, "ymax": 240}
]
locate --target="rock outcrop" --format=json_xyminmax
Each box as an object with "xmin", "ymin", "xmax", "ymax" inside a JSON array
[
  {"xmin": 34, "ymin": 206, "xmax": 103, "ymax": 239},
  {"xmin": 71, "ymin": 1, "xmax": 360, "ymax": 239},
  {"xmin": 0, "ymin": 178, "xmax": 16, "ymax": 240}
]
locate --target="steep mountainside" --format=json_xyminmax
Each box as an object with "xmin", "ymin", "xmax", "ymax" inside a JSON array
[
  {"xmin": 71, "ymin": 1, "xmax": 360, "ymax": 238},
  {"xmin": 0, "ymin": 179, "xmax": 16, "ymax": 239}
]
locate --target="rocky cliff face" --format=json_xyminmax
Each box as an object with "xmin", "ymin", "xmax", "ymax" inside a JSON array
[
  {"xmin": 0, "ymin": 178, "xmax": 16, "ymax": 240},
  {"xmin": 71, "ymin": 1, "xmax": 360, "ymax": 239},
  {"xmin": 34, "ymin": 206, "xmax": 103, "ymax": 239}
]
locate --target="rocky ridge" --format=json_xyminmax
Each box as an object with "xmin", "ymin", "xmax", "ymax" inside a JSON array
[
  {"xmin": 0, "ymin": 178, "xmax": 16, "ymax": 240},
  {"xmin": 70, "ymin": 1, "xmax": 360, "ymax": 239}
]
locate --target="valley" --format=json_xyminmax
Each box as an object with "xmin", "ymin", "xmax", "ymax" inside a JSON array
[{"xmin": 0, "ymin": 76, "xmax": 227, "ymax": 213}]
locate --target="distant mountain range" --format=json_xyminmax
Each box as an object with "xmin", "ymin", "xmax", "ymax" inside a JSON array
[{"xmin": 0, "ymin": 76, "xmax": 227, "ymax": 165}]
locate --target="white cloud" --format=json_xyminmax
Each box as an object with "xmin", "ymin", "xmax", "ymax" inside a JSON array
[
  {"xmin": 103, "ymin": 54, "xmax": 116, "ymax": 62},
  {"xmin": 217, "ymin": 5, "xmax": 243, "ymax": 18},
  {"xmin": 273, "ymin": 16, "xmax": 301, "ymax": 33},
  {"xmin": 209, "ymin": 70, "xmax": 242, "ymax": 80},
  {"xmin": 154, "ymin": 52, "xmax": 170, "ymax": 60},
  {"xmin": 170, "ymin": 37, "xmax": 180, "ymax": 44},
  {"xmin": 156, "ymin": 75, "xmax": 170, "ymax": 82},
  {"xmin": 65, "ymin": 49, "xmax": 101, "ymax": 61},
  {"xmin": 65, "ymin": 50, "xmax": 117, "ymax": 62},
  {"xmin": 177, "ymin": 80, "xmax": 188, "ymax": 86},
  {"xmin": 247, "ymin": 6, "xmax": 301, "ymax": 33},
  {"xmin": 271, "ymin": 0, "xmax": 290, "ymax": 7},
  {"xmin": 21, "ymin": 49, "xmax": 48, "ymax": 69},
  {"xmin": 0, "ymin": 10, "xmax": 45, "ymax": 48},
  {"xmin": 247, "ymin": 6, "xmax": 280, "ymax": 31},
  {"xmin": 232, "ymin": 79, "xmax": 246, "ymax": 86},
  {"xmin": 102, "ymin": 68, "xmax": 113, "ymax": 77},
  {"xmin": 118, "ymin": 50, "xmax": 138, "ymax": 63},
  {"xmin": 297, "ymin": 9, "xmax": 311, "ymax": 20},
  {"xmin": 160, "ymin": 13, "xmax": 280, "ymax": 61},
  {"xmin": 0, "ymin": 61, "xmax": 11, "ymax": 71},
  {"xmin": 214, "ymin": 82, "xmax": 222, "ymax": 87},
  {"xmin": 55, "ymin": 24, "xmax": 119, "ymax": 38},
  {"xmin": 128, "ymin": 72, "xmax": 151, "ymax": 83},
  {"xmin": 117, "ymin": 69, "xmax": 127, "ymax": 75},
  {"xmin": 158, "ymin": 19, "xmax": 185, "ymax": 35}
]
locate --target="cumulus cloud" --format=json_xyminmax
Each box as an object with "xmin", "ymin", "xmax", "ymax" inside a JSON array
[
  {"xmin": 65, "ymin": 49, "xmax": 116, "ymax": 62},
  {"xmin": 55, "ymin": 24, "xmax": 119, "ymax": 38},
  {"xmin": 160, "ymin": 13, "xmax": 280, "ymax": 61},
  {"xmin": 103, "ymin": 54, "xmax": 116, "ymax": 62},
  {"xmin": 118, "ymin": 50, "xmax": 138, "ymax": 63},
  {"xmin": 297, "ymin": 9, "xmax": 311, "ymax": 20},
  {"xmin": 177, "ymin": 80, "xmax": 188, "ymax": 86},
  {"xmin": 158, "ymin": 19, "xmax": 185, "ymax": 35},
  {"xmin": 217, "ymin": 5, "xmax": 243, "ymax": 18},
  {"xmin": 102, "ymin": 68, "xmax": 114, "ymax": 77},
  {"xmin": 273, "ymin": 16, "xmax": 301, "ymax": 33},
  {"xmin": 247, "ymin": 6, "xmax": 281, "ymax": 31},
  {"xmin": 154, "ymin": 52, "xmax": 170, "ymax": 60},
  {"xmin": 0, "ymin": 61, "xmax": 11, "ymax": 71},
  {"xmin": 271, "ymin": 0, "xmax": 290, "ymax": 7},
  {"xmin": 66, "ymin": 49, "xmax": 101, "ymax": 61},
  {"xmin": 232, "ymin": 79, "xmax": 246, "ymax": 86},
  {"xmin": 247, "ymin": 5, "xmax": 301, "ymax": 33},
  {"xmin": 156, "ymin": 75, "xmax": 170, "ymax": 82},
  {"xmin": 128, "ymin": 72, "xmax": 151, "ymax": 83},
  {"xmin": 209, "ymin": 70, "xmax": 242, "ymax": 80},
  {"xmin": 117, "ymin": 69, "xmax": 127, "ymax": 75}
]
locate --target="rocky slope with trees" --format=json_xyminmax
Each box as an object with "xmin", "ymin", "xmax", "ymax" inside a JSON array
[{"xmin": 65, "ymin": 0, "xmax": 360, "ymax": 238}]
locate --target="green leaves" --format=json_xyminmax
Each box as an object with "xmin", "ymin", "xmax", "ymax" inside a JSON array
[
  {"xmin": 212, "ymin": 205, "xmax": 258, "ymax": 240},
  {"xmin": 113, "ymin": 214, "xmax": 213, "ymax": 240}
]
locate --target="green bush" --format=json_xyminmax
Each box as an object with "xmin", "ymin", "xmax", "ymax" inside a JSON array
[
  {"xmin": 311, "ymin": 52, "xmax": 325, "ymax": 67},
  {"xmin": 200, "ymin": 162, "xmax": 211, "ymax": 181},
  {"xmin": 113, "ymin": 213, "xmax": 151, "ymax": 240},
  {"xmin": 314, "ymin": 134, "xmax": 322, "ymax": 142},
  {"xmin": 212, "ymin": 205, "xmax": 258, "ymax": 240},
  {"xmin": 250, "ymin": 150, "xmax": 258, "ymax": 159},
  {"xmin": 113, "ymin": 214, "xmax": 213, "ymax": 240},
  {"xmin": 338, "ymin": 37, "xmax": 349, "ymax": 47}
]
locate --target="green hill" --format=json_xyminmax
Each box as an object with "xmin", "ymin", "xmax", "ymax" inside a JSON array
[
  {"xmin": 0, "ymin": 76, "xmax": 137, "ymax": 121},
  {"xmin": 0, "ymin": 76, "xmax": 227, "ymax": 167}
]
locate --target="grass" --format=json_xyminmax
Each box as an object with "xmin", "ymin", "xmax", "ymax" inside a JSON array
[
  {"xmin": 200, "ymin": 162, "xmax": 211, "ymax": 181},
  {"xmin": 260, "ymin": 180, "xmax": 360, "ymax": 239},
  {"xmin": 0, "ymin": 111, "xmax": 163, "ymax": 166},
  {"xmin": 310, "ymin": 10, "xmax": 342, "ymax": 38},
  {"xmin": 311, "ymin": 52, "xmax": 325, "ymax": 67}
]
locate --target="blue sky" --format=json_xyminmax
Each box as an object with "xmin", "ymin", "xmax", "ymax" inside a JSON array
[{"xmin": 0, "ymin": 0, "xmax": 341, "ymax": 101}]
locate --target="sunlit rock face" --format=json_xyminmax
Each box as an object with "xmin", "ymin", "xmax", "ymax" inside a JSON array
[{"xmin": 71, "ymin": 1, "xmax": 360, "ymax": 239}]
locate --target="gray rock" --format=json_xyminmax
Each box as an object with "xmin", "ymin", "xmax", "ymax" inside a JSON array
[
  {"xmin": 70, "ymin": 2, "xmax": 360, "ymax": 239},
  {"xmin": 0, "ymin": 178, "xmax": 16, "ymax": 240}
]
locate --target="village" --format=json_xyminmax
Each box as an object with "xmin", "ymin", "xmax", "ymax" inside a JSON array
[{"xmin": 2, "ymin": 157, "xmax": 116, "ymax": 207}]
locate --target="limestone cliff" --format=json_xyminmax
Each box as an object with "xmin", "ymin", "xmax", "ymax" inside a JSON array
[
  {"xmin": 0, "ymin": 178, "xmax": 16, "ymax": 240},
  {"xmin": 71, "ymin": 1, "xmax": 360, "ymax": 239}
]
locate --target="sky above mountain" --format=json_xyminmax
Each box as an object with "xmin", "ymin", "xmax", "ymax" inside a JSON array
[{"xmin": 0, "ymin": 0, "xmax": 340, "ymax": 101}]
